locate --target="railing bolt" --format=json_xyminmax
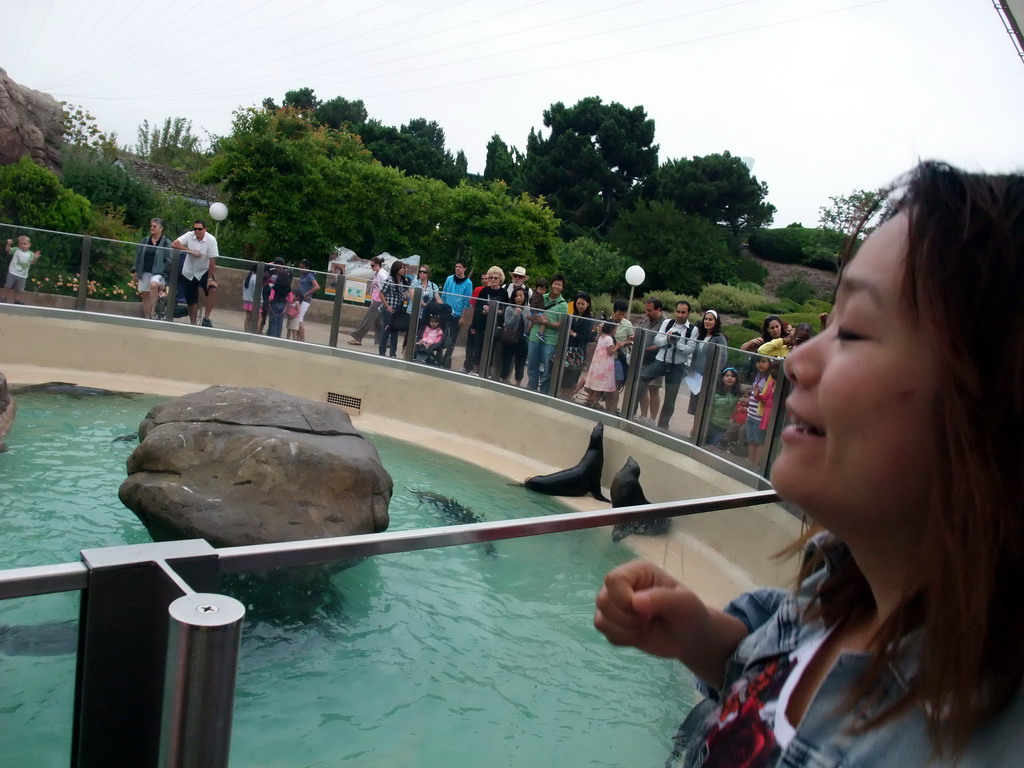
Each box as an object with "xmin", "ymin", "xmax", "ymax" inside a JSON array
[{"xmin": 196, "ymin": 604, "xmax": 219, "ymax": 614}]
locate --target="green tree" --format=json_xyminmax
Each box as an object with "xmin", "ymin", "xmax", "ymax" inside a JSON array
[
  {"xmin": 483, "ymin": 134, "xmax": 523, "ymax": 191},
  {"xmin": 199, "ymin": 107, "xmax": 370, "ymax": 260},
  {"xmin": 611, "ymin": 201, "xmax": 733, "ymax": 294},
  {"xmin": 357, "ymin": 118, "xmax": 463, "ymax": 186},
  {"xmin": 282, "ymin": 87, "xmax": 320, "ymax": 113},
  {"xmin": 818, "ymin": 188, "xmax": 889, "ymax": 235},
  {"xmin": 61, "ymin": 102, "xmax": 117, "ymax": 155},
  {"xmin": 554, "ymin": 237, "xmax": 631, "ymax": 295},
  {"xmin": 315, "ymin": 96, "xmax": 368, "ymax": 129},
  {"xmin": 134, "ymin": 117, "xmax": 206, "ymax": 170},
  {"xmin": 523, "ymin": 96, "xmax": 658, "ymax": 237},
  {"xmin": 646, "ymin": 152, "xmax": 775, "ymax": 234},
  {"xmin": 431, "ymin": 183, "xmax": 559, "ymax": 277}
]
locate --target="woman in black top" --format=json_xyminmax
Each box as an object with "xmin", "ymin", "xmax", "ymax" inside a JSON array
[
  {"xmin": 464, "ymin": 266, "xmax": 508, "ymax": 375},
  {"xmin": 560, "ymin": 291, "xmax": 598, "ymax": 399}
]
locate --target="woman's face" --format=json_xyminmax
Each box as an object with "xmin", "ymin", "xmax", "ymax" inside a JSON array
[
  {"xmin": 767, "ymin": 319, "xmax": 782, "ymax": 338},
  {"xmin": 514, "ymin": 291, "xmax": 526, "ymax": 305},
  {"xmin": 722, "ymin": 371, "xmax": 737, "ymax": 388},
  {"xmin": 772, "ymin": 214, "xmax": 938, "ymax": 546},
  {"xmin": 149, "ymin": 221, "xmax": 163, "ymax": 238},
  {"xmin": 703, "ymin": 312, "xmax": 716, "ymax": 330},
  {"xmin": 576, "ymin": 297, "xmax": 589, "ymax": 313}
]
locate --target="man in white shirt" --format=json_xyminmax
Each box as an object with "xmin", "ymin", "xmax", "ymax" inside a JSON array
[
  {"xmin": 639, "ymin": 300, "xmax": 696, "ymax": 429},
  {"xmin": 170, "ymin": 220, "xmax": 219, "ymax": 326}
]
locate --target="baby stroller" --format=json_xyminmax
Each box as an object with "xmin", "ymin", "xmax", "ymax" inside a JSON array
[{"xmin": 418, "ymin": 301, "xmax": 452, "ymax": 367}]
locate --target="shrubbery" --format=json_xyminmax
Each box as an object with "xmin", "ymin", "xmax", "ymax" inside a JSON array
[
  {"xmin": 697, "ymin": 283, "xmax": 765, "ymax": 315},
  {"xmin": 747, "ymin": 226, "xmax": 845, "ymax": 270},
  {"xmin": 776, "ymin": 276, "xmax": 815, "ymax": 305}
]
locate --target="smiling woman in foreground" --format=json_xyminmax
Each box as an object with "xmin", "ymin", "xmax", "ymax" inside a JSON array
[{"xmin": 595, "ymin": 162, "xmax": 1023, "ymax": 767}]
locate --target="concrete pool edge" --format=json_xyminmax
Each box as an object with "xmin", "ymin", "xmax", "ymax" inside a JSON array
[{"xmin": 0, "ymin": 308, "xmax": 804, "ymax": 606}]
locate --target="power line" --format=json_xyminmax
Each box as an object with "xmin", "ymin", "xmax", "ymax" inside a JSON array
[
  {"xmin": 50, "ymin": 0, "xmax": 885, "ymax": 116},
  {"xmin": 47, "ymin": 0, "xmax": 120, "ymax": 82},
  {"xmin": 55, "ymin": 0, "xmax": 302, "ymax": 90},
  {"xmin": 57, "ymin": 0, "xmax": 399, "ymax": 92}
]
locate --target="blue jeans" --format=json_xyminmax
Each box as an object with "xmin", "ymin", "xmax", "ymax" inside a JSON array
[
  {"xmin": 526, "ymin": 339, "xmax": 555, "ymax": 392},
  {"xmin": 266, "ymin": 302, "xmax": 287, "ymax": 338}
]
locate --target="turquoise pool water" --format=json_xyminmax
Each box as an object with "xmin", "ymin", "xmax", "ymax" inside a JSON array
[{"xmin": 0, "ymin": 392, "xmax": 696, "ymax": 767}]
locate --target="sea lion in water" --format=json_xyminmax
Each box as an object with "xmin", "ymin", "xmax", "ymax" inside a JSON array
[
  {"xmin": 609, "ymin": 457, "xmax": 668, "ymax": 541},
  {"xmin": 523, "ymin": 421, "xmax": 609, "ymax": 501},
  {"xmin": 406, "ymin": 488, "xmax": 497, "ymax": 556}
]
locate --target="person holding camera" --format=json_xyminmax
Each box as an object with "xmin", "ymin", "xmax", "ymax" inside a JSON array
[{"xmin": 638, "ymin": 300, "xmax": 696, "ymax": 429}]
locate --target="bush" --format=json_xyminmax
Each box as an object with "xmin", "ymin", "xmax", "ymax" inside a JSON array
[
  {"xmin": 776, "ymin": 276, "xmax": 815, "ymax": 305},
  {"xmin": 697, "ymin": 283, "xmax": 766, "ymax": 315},
  {"xmin": 61, "ymin": 148, "xmax": 160, "ymax": 229},
  {"xmin": 747, "ymin": 226, "xmax": 846, "ymax": 268},
  {"xmin": 734, "ymin": 252, "xmax": 768, "ymax": 285},
  {"xmin": 800, "ymin": 298, "xmax": 833, "ymax": 315},
  {"xmin": 721, "ymin": 324, "xmax": 759, "ymax": 348},
  {"xmin": 554, "ymin": 237, "xmax": 631, "ymax": 296}
]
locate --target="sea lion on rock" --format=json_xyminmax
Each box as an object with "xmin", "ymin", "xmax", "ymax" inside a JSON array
[
  {"xmin": 524, "ymin": 421, "xmax": 609, "ymax": 501},
  {"xmin": 610, "ymin": 457, "xmax": 668, "ymax": 541}
]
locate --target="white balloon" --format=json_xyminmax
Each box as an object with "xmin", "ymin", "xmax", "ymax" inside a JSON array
[
  {"xmin": 209, "ymin": 202, "xmax": 228, "ymax": 221},
  {"xmin": 625, "ymin": 264, "xmax": 646, "ymax": 286}
]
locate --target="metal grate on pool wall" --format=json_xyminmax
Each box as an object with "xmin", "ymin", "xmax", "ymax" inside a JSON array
[{"xmin": 326, "ymin": 392, "xmax": 361, "ymax": 411}]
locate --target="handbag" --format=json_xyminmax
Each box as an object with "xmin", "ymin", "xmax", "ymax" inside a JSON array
[
  {"xmin": 499, "ymin": 313, "xmax": 522, "ymax": 345},
  {"xmin": 388, "ymin": 309, "xmax": 410, "ymax": 332},
  {"xmin": 564, "ymin": 345, "xmax": 586, "ymax": 371}
]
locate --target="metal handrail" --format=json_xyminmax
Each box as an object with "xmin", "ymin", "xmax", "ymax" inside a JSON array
[
  {"xmin": 0, "ymin": 491, "xmax": 779, "ymax": 599},
  {"xmin": 217, "ymin": 490, "xmax": 779, "ymax": 572},
  {"xmin": 0, "ymin": 561, "xmax": 89, "ymax": 599}
]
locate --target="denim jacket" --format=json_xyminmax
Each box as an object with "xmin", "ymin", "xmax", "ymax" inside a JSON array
[{"xmin": 666, "ymin": 537, "xmax": 1020, "ymax": 768}]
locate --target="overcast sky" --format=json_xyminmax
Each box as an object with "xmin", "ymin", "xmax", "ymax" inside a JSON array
[{"xmin": 5, "ymin": 0, "xmax": 1023, "ymax": 227}]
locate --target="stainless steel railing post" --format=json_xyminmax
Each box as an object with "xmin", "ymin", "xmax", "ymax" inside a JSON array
[{"xmin": 160, "ymin": 592, "xmax": 246, "ymax": 768}]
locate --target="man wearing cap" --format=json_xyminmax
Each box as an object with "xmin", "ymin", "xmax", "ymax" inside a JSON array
[
  {"xmin": 170, "ymin": 219, "xmax": 219, "ymax": 327},
  {"xmin": 349, "ymin": 256, "xmax": 386, "ymax": 346},
  {"xmin": 504, "ymin": 265, "xmax": 532, "ymax": 302}
]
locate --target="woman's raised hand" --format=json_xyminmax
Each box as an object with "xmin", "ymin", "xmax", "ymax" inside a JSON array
[{"xmin": 595, "ymin": 560, "xmax": 711, "ymax": 661}]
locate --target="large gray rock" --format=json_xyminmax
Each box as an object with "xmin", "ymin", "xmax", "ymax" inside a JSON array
[
  {"xmin": 0, "ymin": 68, "xmax": 63, "ymax": 172},
  {"xmin": 0, "ymin": 372, "xmax": 15, "ymax": 451},
  {"xmin": 119, "ymin": 386, "xmax": 392, "ymax": 548}
]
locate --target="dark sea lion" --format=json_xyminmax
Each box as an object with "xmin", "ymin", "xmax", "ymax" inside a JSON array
[
  {"xmin": 609, "ymin": 457, "xmax": 668, "ymax": 541},
  {"xmin": 523, "ymin": 421, "xmax": 609, "ymax": 501},
  {"xmin": 14, "ymin": 382, "xmax": 125, "ymax": 397},
  {"xmin": 406, "ymin": 488, "xmax": 497, "ymax": 556},
  {"xmin": 111, "ymin": 433, "xmax": 139, "ymax": 443},
  {"xmin": 0, "ymin": 620, "xmax": 78, "ymax": 656}
]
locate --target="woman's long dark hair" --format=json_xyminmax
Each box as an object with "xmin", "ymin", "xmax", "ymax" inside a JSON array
[
  {"xmin": 801, "ymin": 162, "xmax": 1024, "ymax": 755},
  {"xmin": 761, "ymin": 314, "xmax": 783, "ymax": 340},
  {"xmin": 697, "ymin": 310, "xmax": 721, "ymax": 340}
]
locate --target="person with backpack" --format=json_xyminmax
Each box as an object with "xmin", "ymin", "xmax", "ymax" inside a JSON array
[{"xmin": 638, "ymin": 300, "xmax": 697, "ymax": 429}]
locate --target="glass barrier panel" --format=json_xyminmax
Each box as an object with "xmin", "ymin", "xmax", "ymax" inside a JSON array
[
  {"xmin": 0, "ymin": 592, "xmax": 79, "ymax": 768},
  {"xmin": 691, "ymin": 347, "xmax": 782, "ymax": 475},
  {"xmin": 223, "ymin": 530, "xmax": 693, "ymax": 768}
]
